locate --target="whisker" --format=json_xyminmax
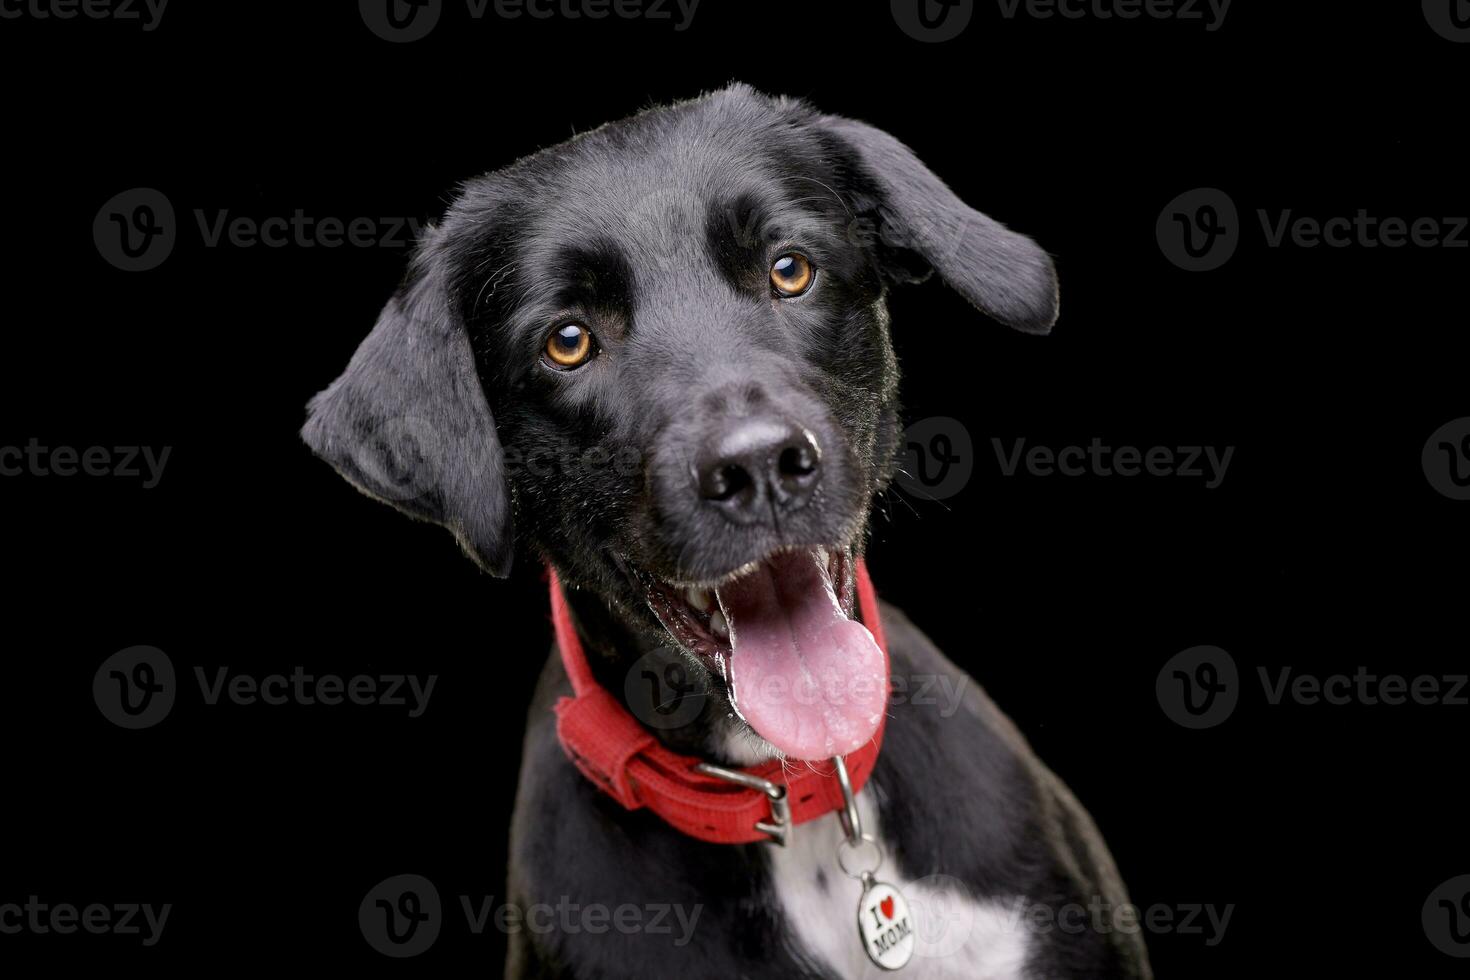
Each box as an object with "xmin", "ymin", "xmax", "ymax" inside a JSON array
[{"xmin": 777, "ymin": 175, "xmax": 854, "ymax": 218}]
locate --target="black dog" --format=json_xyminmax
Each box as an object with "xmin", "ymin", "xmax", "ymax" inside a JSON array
[{"xmin": 304, "ymin": 84, "xmax": 1150, "ymax": 978}]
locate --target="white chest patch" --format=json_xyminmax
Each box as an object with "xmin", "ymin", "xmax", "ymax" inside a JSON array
[{"xmin": 766, "ymin": 784, "xmax": 1030, "ymax": 979}]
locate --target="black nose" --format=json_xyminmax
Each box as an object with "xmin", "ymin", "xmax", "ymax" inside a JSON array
[{"xmin": 696, "ymin": 418, "xmax": 821, "ymax": 521}]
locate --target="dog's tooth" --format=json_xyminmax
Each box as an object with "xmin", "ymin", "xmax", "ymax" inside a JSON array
[
  {"xmin": 709, "ymin": 608, "xmax": 729, "ymax": 639},
  {"xmin": 686, "ymin": 587, "xmax": 713, "ymax": 612}
]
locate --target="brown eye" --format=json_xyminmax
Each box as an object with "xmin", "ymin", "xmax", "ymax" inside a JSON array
[
  {"xmin": 545, "ymin": 322, "xmax": 595, "ymax": 369},
  {"xmin": 770, "ymin": 253, "xmax": 814, "ymax": 296}
]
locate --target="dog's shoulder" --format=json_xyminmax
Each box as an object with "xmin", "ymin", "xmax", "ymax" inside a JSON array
[{"xmin": 876, "ymin": 602, "xmax": 1151, "ymax": 977}]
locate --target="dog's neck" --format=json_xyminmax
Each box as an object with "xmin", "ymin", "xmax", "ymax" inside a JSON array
[{"xmin": 561, "ymin": 588, "xmax": 763, "ymax": 764}]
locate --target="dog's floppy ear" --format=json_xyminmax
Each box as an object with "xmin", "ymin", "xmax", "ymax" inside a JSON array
[
  {"xmin": 301, "ymin": 242, "xmax": 513, "ymax": 576},
  {"xmin": 819, "ymin": 114, "xmax": 1059, "ymax": 334}
]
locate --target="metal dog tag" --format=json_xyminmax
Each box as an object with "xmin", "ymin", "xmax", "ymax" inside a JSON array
[
  {"xmin": 857, "ymin": 873, "xmax": 915, "ymax": 970},
  {"xmin": 831, "ymin": 756, "xmax": 913, "ymax": 970}
]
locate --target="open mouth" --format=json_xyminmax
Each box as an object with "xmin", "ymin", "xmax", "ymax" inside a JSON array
[{"xmin": 629, "ymin": 548, "xmax": 888, "ymax": 761}]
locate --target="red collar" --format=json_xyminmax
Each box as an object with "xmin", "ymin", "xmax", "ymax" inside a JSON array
[{"xmin": 550, "ymin": 561, "xmax": 888, "ymax": 846}]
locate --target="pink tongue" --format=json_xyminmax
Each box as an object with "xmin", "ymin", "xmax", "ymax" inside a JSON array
[{"xmin": 717, "ymin": 551, "xmax": 886, "ymax": 761}]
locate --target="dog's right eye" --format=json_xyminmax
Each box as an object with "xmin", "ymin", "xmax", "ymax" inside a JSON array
[
  {"xmin": 770, "ymin": 253, "xmax": 815, "ymax": 297},
  {"xmin": 545, "ymin": 323, "xmax": 596, "ymax": 369}
]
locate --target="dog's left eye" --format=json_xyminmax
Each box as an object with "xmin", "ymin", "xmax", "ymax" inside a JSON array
[
  {"xmin": 545, "ymin": 322, "xmax": 596, "ymax": 369},
  {"xmin": 770, "ymin": 253, "xmax": 815, "ymax": 297}
]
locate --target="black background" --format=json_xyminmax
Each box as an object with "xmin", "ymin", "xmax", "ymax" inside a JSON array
[{"xmin": 2, "ymin": 1, "xmax": 1466, "ymax": 975}]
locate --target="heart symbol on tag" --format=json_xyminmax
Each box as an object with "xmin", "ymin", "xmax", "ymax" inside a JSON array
[{"xmin": 879, "ymin": 895, "xmax": 895, "ymax": 920}]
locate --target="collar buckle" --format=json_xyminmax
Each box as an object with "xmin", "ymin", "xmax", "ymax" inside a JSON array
[{"xmin": 694, "ymin": 762, "xmax": 792, "ymax": 846}]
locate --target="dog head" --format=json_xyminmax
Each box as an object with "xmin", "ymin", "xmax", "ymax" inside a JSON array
[{"xmin": 303, "ymin": 84, "xmax": 1056, "ymax": 761}]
